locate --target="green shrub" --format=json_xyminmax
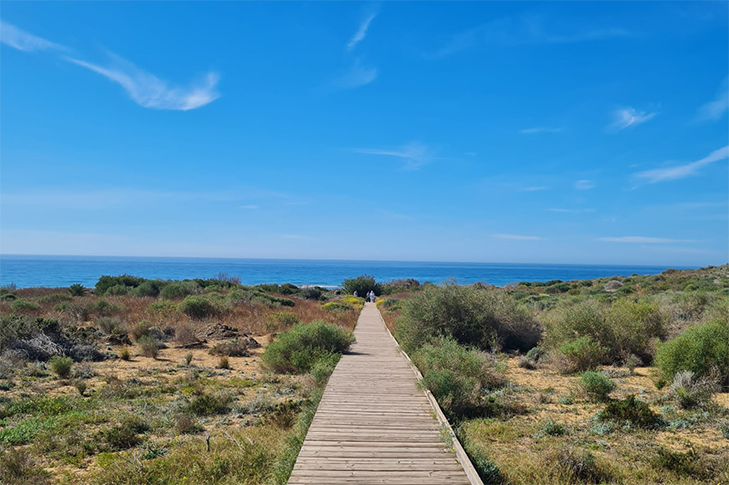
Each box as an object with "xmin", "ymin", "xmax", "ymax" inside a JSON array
[
  {"xmin": 300, "ymin": 287, "xmax": 322, "ymax": 300},
  {"xmin": 263, "ymin": 321, "xmax": 354, "ymax": 373},
  {"xmin": 256, "ymin": 283, "xmax": 300, "ymax": 295},
  {"xmin": 100, "ymin": 417, "xmax": 148, "ymax": 451},
  {"xmin": 413, "ymin": 337, "xmax": 505, "ymax": 421},
  {"xmin": 0, "ymin": 447, "xmax": 51, "ymax": 485},
  {"xmin": 395, "ymin": 284, "xmax": 541, "ymax": 353},
  {"xmin": 104, "ymin": 284, "xmax": 129, "ymax": 296},
  {"xmin": 598, "ymin": 395, "xmax": 661, "ymax": 428},
  {"xmin": 96, "ymin": 317, "xmax": 126, "ymax": 336},
  {"xmin": 265, "ymin": 312, "xmax": 299, "ymax": 331},
  {"xmin": 129, "ymin": 280, "xmax": 164, "ymax": 297},
  {"xmin": 310, "ymin": 353, "xmax": 340, "ymax": 385},
  {"xmin": 179, "ymin": 295, "xmax": 224, "ymax": 319},
  {"xmin": 49, "ymin": 356, "xmax": 73, "ymax": 379},
  {"xmin": 321, "ymin": 301, "xmax": 353, "ymax": 313},
  {"xmin": 548, "ymin": 447, "xmax": 611, "ymax": 484},
  {"xmin": 342, "ymin": 274, "xmax": 382, "ymax": 296},
  {"xmin": 95, "ymin": 275, "xmax": 147, "ymax": 295},
  {"xmin": 38, "ymin": 293, "xmax": 73, "ymax": 304},
  {"xmin": 160, "ymin": 281, "xmax": 201, "ymax": 299},
  {"xmin": 539, "ymin": 420, "xmax": 567, "ymax": 436},
  {"xmin": 580, "ymin": 371, "xmax": 616, "ymax": 402},
  {"xmin": 11, "ymin": 299, "xmax": 41, "ymax": 312},
  {"xmin": 90, "ymin": 299, "xmax": 125, "ymax": 316},
  {"xmin": 545, "ymin": 298, "xmax": 667, "ymax": 365},
  {"xmin": 174, "ymin": 414, "xmax": 204, "ymax": 435},
  {"xmin": 137, "ymin": 335, "xmax": 159, "ymax": 359},
  {"xmin": 68, "ymin": 284, "xmax": 86, "ymax": 297},
  {"xmin": 183, "ymin": 393, "xmax": 234, "ymax": 416},
  {"xmin": 558, "ymin": 337, "xmax": 605, "ymax": 372},
  {"xmin": 655, "ymin": 319, "xmax": 729, "ymax": 385},
  {"xmin": 147, "ymin": 300, "xmax": 180, "ymax": 317}
]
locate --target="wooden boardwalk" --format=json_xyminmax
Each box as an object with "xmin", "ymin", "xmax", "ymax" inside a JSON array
[{"xmin": 288, "ymin": 303, "xmax": 473, "ymax": 484}]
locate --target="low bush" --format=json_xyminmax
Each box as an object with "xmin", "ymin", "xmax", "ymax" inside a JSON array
[
  {"xmin": 11, "ymin": 299, "xmax": 41, "ymax": 312},
  {"xmin": 38, "ymin": 293, "xmax": 73, "ymax": 304},
  {"xmin": 95, "ymin": 275, "xmax": 147, "ymax": 295},
  {"xmin": 99, "ymin": 417, "xmax": 149, "ymax": 451},
  {"xmin": 263, "ymin": 321, "xmax": 354, "ymax": 374},
  {"xmin": 667, "ymin": 370, "xmax": 718, "ymax": 409},
  {"xmin": 49, "ymin": 355, "xmax": 73, "ymax": 379},
  {"xmin": 321, "ymin": 302, "xmax": 353, "ymax": 313},
  {"xmin": 137, "ymin": 335, "xmax": 159, "ymax": 359},
  {"xmin": 342, "ymin": 274, "xmax": 382, "ymax": 297},
  {"xmin": 598, "ymin": 395, "xmax": 661, "ymax": 429},
  {"xmin": 183, "ymin": 392, "xmax": 234, "ymax": 416},
  {"xmin": 545, "ymin": 298, "xmax": 667, "ymax": 366},
  {"xmin": 129, "ymin": 280, "xmax": 164, "ymax": 297},
  {"xmin": 548, "ymin": 447, "xmax": 611, "ymax": 484},
  {"xmin": 413, "ymin": 337, "xmax": 505, "ymax": 421},
  {"xmin": 557, "ymin": 337, "xmax": 605, "ymax": 373},
  {"xmin": 179, "ymin": 295, "xmax": 224, "ymax": 319},
  {"xmin": 0, "ymin": 447, "xmax": 51, "ymax": 485},
  {"xmin": 655, "ymin": 319, "xmax": 729, "ymax": 386},
  {"xmin": 160, "ymin": 281, "xmax": 201, "ymax": 299},
  {"xmin": 96, "ymin": 317, "xmax": 127, "ymax": 337},
  {"xmin": 395, "ymin": 284, "xmax": 541, "ymax": 353},
  {"xmin": 580, "ymin": 371, "xmax": 616, "ymax": 402},
  {"xmin": 538, "ymin": 420, "xmax": 567, "ymax": 437},
  {"xmin": 266, "ymin": 312, "xmax": 299, "ymax": 331},
  {"xmin": 310, "ymin": 353, "xmax": 340, "ymax": 385},
  {"xmin": 174, "ymin": 414, "xmax": 204, "ymax": 435},
  {"xmin": 299, "ymin": 287, "xmax": 322, "ymax": 300}
]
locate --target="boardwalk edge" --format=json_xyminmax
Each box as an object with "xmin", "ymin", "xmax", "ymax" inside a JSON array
[{"xmin": 374, "ymin": 305, "xmax": 486, "ymax": 485}]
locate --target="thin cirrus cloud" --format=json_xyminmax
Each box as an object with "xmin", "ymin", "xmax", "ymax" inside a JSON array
[
  {"xmin": 332, "ymin": 61, "xmax": 378, "ymax": 89},
  {"xmin": 66, "ymin": 55, "xmax": 220, "ymax": 111},
  {"xmin": 0, "ymin": 20, "xmax": 67, "ymax": 52},
  {"xmin": 0, "ymin": 20, "xmax": 219, "ymax": 111},
  {"xmin": 347, "ymin": 13, "xmax": 377, "ymax": 51},
  {"xmin": 548, "ymin": 208, "xmax": 595, "ymax": 214},
  {"xmin": 574, "ymin": 179, "xmax": 595, "ymax": 190},
  {"xmin": 598, "ymin": 236, "xmax": 697, "ymax": 244},
  {"xmin": 608, "ymin": 107, "xmax": 657, "ymax": 131},
  {"xmin": 697, "ymin": 76, "xmax": 728, "ymax": 121},
  {"xmin": 634, "ymin": 146, "xmax": 729, "ymax": 184},
  {"xmin": 491, "ymin": 234, "xmax": 542, "ymax": 241},
  {"xmin": 425, "ymin": 15, "xmax": 631, "ymax": 59},
  {"xmin": 523, "ymin": 186, "xmax": 550, "ymax": 191},
  {"xmin": 353, "ymin": 141, "xmax": 433, "ymax": 170},
  {"xmin": 519, "ymin": 127, "xmax": 562, "ymax": 134}
]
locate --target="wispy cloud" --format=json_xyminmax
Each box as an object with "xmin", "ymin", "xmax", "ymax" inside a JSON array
[
  {"xmin": 598, "ymin": 236, "xmax": 698, "ymax": 244},
  {"xmin": 519, "ymin": 127, "xmax": 563, "ymax": 134},
  {"xmin": 548, "ymin": 208, "xmax": 595, "ymax": 213},
  {"xmin": 353, "ymin": 141, "xmax": 433, "ymax": 169},
  {"xmin": 697, "ymin": 77, "xmax": 728, "ymax": 121},
  {"xmin": 240, "ymin": 205, "xmax": 259, "ymax": 210},
  {"xmin": 574, "ymin": 180, "xmax": 595, "ymax": 190},
  {"xmin": 491, "ymin": 234, "xmax": 542, "ymax": 241},
  {"xmin": 608, "ymin": 107, "xmax": 657, "ymax": 131},
  {"xmin": 66, "ymin": 55, "xmax": 219, "ymax": 111},
  {"xmin": 426, "ymin": 15, "xmax": 632, "ymax": 59},
  {"xmin": 634, "ymin": 146, "xmax": 729, "ymax": 184},
  {"xmin": 523, "ymin": 186, "xmax": 550, "ymax": 191},
  {"xmin": 378, "ymin": 209, "xmax": 410, "ymax": 219},
  {"xmin": 1, "ymin": 20, "xmax": 219, "ymax": 111},
  {"xmin": 332, "ymin": 60, "xmax": 377, "ymax": 89},
  {"xmin": 347, "ymin": 13, "xmax": 377, "ymax": 51},
  {"xmin": 0, "ymin": 20, "xmax": 67, "ymax": 52}
]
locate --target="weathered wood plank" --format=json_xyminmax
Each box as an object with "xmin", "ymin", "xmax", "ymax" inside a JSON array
[{"xmin": 287, "ymin": 303, "xmax": 473, "ymax": 484}]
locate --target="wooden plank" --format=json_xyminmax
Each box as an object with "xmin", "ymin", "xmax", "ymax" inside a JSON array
[{"xmin": 287, "ymin": 303, "xmax": 474, "ymax": 484}]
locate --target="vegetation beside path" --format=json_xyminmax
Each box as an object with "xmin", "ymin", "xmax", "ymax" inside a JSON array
[
  {"xmin": 379, "ymin": 265, "xmax": 729, "ymax": 485},
  {"xmin": 0, "ymin": 276, "xmax": 360, "ymax": 485}
]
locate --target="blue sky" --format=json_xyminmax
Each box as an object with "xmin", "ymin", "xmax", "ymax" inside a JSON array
[{"xmin": 1, "ymin": 2, "xmax": 727, "ymax": 266}]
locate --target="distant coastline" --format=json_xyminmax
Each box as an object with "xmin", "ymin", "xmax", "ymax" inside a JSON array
[{"xmin": 0, "ymin": 254, "xmax": 694, "ymax": 289}]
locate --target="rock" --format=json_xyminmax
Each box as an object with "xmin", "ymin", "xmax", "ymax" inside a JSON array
[{"xmin": 604, "ymin": 280, "xmax": 623, "ymax": 291}]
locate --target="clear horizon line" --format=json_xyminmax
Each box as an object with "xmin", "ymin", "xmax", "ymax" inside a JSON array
[{"xmin": 0, "ymin": 253, "xmax": 705, "ymax": 269}]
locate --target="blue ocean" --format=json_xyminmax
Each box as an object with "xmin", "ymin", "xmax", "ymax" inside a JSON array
[{"xmin": 0, "ymin": 255, "xmax": 689, "ymax": 289}]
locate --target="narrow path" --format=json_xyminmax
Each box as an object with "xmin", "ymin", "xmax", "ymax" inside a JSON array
[{"xmin": 288, "ymin": 302, "xmax": 472, "ymax": 484}]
